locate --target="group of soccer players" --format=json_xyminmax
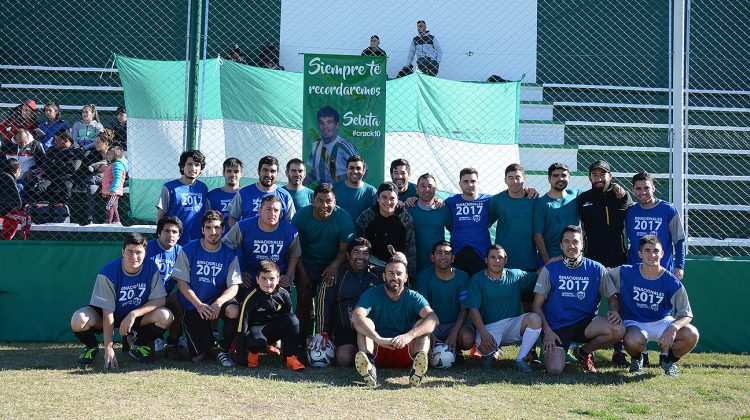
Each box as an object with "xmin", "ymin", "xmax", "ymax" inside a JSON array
[{"xmin": 70, "ymin": 150, "xmax": 699, "ymax": 386}]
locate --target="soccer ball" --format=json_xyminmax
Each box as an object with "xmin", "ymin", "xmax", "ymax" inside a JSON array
[
  {"xmin": 429, "ymin": 342, "xmax": 456, "ymax": 369},
  {"xmin": 306, "ymin": 334, "xmax": 335, "ymax": 368}
]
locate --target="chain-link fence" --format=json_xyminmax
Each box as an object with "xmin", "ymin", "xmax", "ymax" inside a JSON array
[{"xmin": 1, "ymin": 0, "xmax": 748, "ymax": 257}]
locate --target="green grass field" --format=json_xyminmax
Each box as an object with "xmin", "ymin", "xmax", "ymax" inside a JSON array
[{"xmin": 1, "ymin": 343, "xmax": 748, "ymax": 418}]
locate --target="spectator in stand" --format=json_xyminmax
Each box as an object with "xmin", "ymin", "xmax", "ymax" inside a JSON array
[
  {"xmin": 226, "ymin": 43, "xmax": 248, "ymax": 64},
  {"xmin": 37, "ymin": 130, "xmax": 82, "ymax": 203},
  {"xmin": 1, "ymin": 128, "xmax": 45, "ymax": 202},
  {"xmin": 102, "ymin": 146, "xmax": 129, "ymax": 225},
  {"xmin": 110, "ymin": 106, "xmax": 127, "ymax": 150},
  {"xmin": 1, "ymin": 100, "xmax": 38, "ymax": 142},
  {"xmin": 35, "ymin": 102, "xmax": 69, "ymax": 151},
  {"xmin": 78, "ymin": 131, "xmax": 111, "ymax": 224},
  {"xmin": 361, "ymin": 35, "xmax": 387, "ymax": 57},
  {"xmin": 406, "ymin": 20, "xmax": 442, "ymax": 76},
  {"xmin": 71, "ymin": 104, "xmax": 104, "ymax": 150},
  {"xmin": 0, "ymin": 158, "xmax": 30, "ymax": 240},
  {"xmin": 259, "ymin": 42, "xmax": 284, "ymax": 70}
]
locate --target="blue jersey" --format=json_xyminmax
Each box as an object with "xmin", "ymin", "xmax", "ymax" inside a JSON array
[
  {"xmin": 625, "ymin": 199, "xmax": 685, "ymax": 271},
  {"xmin": 616, "ymin": 264, "xmax": 684, "ymax": 323},
  {"xmin": 206, "ymin": 187, "xmax": 238, "ymax": 234},
  {"xmin": 228, "ymin": 184, "xmax": 295, "ymax": 223},
  {"xmin": 91, "ymin": 258, "xmax": 164, "ymax": 320},
  {"xmin": 445, "ymin": 193, "xmax": 492, "ymax": 258},
  {"xmin": 536, "ymin": 258, "xmax": 611, "ymax": 329},
  {"xmin": 159, "ymin": 179, "xmax": 209, "ymax": 246},
  {"xmin": 282, "ymin": 186, "xmax": 314, "ymax": 210},
  {"xmin": 225, "ymin": 216, "xmax": 299, "ymax": 277},
  {"xmin": 173, "ymin": 240, "xmax": 241, "ymax": 311},
  {"xmin": 146, "ymin": 239, "xmax": 182, "ymax": 293}
]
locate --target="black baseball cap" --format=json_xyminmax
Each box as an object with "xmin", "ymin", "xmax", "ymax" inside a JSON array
[{"xmin": 588, "ymin": 160, "xmax": 612, "ymax": 173}]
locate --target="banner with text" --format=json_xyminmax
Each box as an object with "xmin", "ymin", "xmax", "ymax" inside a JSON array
[{"xmin": 302, "ymin": 54, "xmax": 387, "ymax": 186}]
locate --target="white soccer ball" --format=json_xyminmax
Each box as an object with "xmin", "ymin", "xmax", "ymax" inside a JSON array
[
  {"xmin": 306, "ymin": 334, "xmax": 335, "ymax": 368},
  {"xmin": 429, "ymin": 342, "xmax": 456, "ymax": 369}
]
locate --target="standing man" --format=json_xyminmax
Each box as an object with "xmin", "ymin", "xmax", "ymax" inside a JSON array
[
  {"xmin": 533, "ymin": 163, "xmax": 582, "ymax": 265},
  {"xmin": 352, "ymin": 256, "xmax": 439, "ymax": 387},
  {"xmin": 156, "ymin": 149, "xmax": 208, "ymax": 246},
  {"xmin": 207, "ymin": 157, "xmax": 243, "ymax": 234},
  {"xmin": 282, "ymin": 158, "xmax": 314, "ymax": 210},
  {"xmin": 532, "ymin": 225, "xmax": 625, "ymax": 375},
  {"xmin": 305, "ymin": 106, "xmax": 360, "ymax": 186},
  {"xmin": 610, "ymin": 235, "xmax": 699, "ymax": 376},
  {"xmin": 355, "ymin": 182, "xmax": 417, "ymax": 279},
  {"xmin": 406, "ymin": 173, "xmax": 450, "ymax": 273},
  {"xmin": 489, "ymin": 163, "xmax": 538, "ymax": 272},
  {"xmin": 405, "ymin": 20, "xmax": 442, "ymax": 77},
  {"xmin": 333, "ymin": 155, "xmax": 377, "ymax": 225},
  {"xmin": 222, "ymin": 195, "xmax": 300, "ymax": 295},
  {"xmin": 577, "ymin": 159, "xmax": 633, "ymax": 366},
  {"xmin": 314, "ymin": 237, "xmax": 383, "ymax": 366},
  {"xmin": 146, "ymin": 216, "xmax": 184, "ymax": 356},
  {"xmin": 70, "ymin": 233, "xmax": 173, "ymax": 368},
  {"xmin": 172, "ymin": 210, "xmax": 242, "ymax": 367},
  {"xmin": 227, "ymin": 155, "xmax": 295, "ymax": 227},
  {"xmin": 292, "ymin": 183, "xmax": 355, "ymax": 340},
  {"xmin": 416, "ymin": 241, "xmax": 474, "ymax": 356},
  {"xmin": 467, "ymin": 245, "xmax": 542, "ymax": 373},
  {"xmin": 445, "ymin": 168, "xmax": 493, "ymax": 276},
  {"xmin": 626, "ymin": 171, "xmax": 686, "ymax": 279},
  {"xmin": 390, "ymin": 158, "xmax": 418, "ymax": 201}
]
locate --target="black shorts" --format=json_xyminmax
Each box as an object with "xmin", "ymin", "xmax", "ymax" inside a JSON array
[
  {"xmin": 549, "ymin": 315, "xmax": 597, "ymax": 351},
  {"xmin": 453, "ymin": 248, "xmax": 486, "ymax": 276},
  {"xmin": 332, "ymin": 328, "xmax": 357, "ymax": 347},
  {"xmin": 88, "ymin": 305, "xmax": 144, "ymax": 333},
  {"xmin": 181, "ymin": 299, "xmax": 238, "ymax": 357}
]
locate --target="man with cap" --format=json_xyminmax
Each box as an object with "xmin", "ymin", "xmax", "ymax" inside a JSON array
[{"xmin": 577, "ymin": 159, "xmax": 633, "ymax": 367}]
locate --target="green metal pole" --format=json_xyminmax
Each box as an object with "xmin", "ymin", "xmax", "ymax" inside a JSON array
[{"xmin": 185, "ymin": 0, "xmax": 203, "ymax": 151}]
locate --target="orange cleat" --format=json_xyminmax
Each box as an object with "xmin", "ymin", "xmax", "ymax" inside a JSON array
[
  {"xmin": 266, "ymin": 345, "xmax": 281, "ymax": 356},
  {"xmin": 286, "ymin": 355, "xmax": 305, "ymax": 371},
  {"xmin": 468, "ymin": 344, "xmax": 482, "ymax": 360},
  {"xmin": 247, "ymin": 352, "xmax": 260, "ymax": 368}
]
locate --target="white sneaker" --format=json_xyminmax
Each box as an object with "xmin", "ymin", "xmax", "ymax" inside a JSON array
[{"xmin": 154, "ymin": 338, "xmax": 165, "ymax": 352}]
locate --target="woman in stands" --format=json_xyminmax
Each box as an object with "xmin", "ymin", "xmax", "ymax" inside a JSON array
[
  {"xmin": 79, "ymin": 130, "xmax": 111, "ymax": 224},
  {"xmin": 70, "ymin": 104, "xmax": 103, "ymax": 151},
  {"xmin": 35, "ymin": 102, "xmax": 70, "ymax": 151},
  {"xmin": 0, "ymin": 100, "xmax": 38, "ymax": 142}
]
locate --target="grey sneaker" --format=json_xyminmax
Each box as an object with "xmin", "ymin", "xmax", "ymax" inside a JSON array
[
  {"xmin": 515, "ymin": 358, "xmax": 533, "ymax": 373},
  {"xmin": 355, "ymin": 351, "xmax": 377, "ymax": 387},
  {"xmin": 629, "ymin": 356, "xmax": 644, "ymax": 375},
  {"xmin": 661, "ymin": 360, "xmax": 679, "ymax": 377},
  {"xmin": 217, "ymin": 351, "xmax": 235, "ymax": 367},
  {"xmin": 409, "ymin": 351, "xmax": 429, "ymax": 387}
]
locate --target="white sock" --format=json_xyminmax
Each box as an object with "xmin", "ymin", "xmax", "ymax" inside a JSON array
[{"xmin": 516, "ymin": 327, "xmax": 542, "ymax": 361}]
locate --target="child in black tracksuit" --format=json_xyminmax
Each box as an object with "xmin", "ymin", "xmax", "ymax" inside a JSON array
[{"xmin": 235, "ymin": 260, "xmax": 305, "ymax": 370}]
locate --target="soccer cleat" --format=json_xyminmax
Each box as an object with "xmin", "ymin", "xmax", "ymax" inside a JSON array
[
  {"xmin": 247, "ymin": 352, "xmax": 260, "ymax": 368},
  {"xmin": 409, "ymin": 351, "xmax": 429, "ymax": 387},
  {"xmin": 514, "ymin": 358, "xmax": 533, "ymax": 374},
  {"xmin": 661, "ymin": 360, "xmax": 679, "ymax": 377},
  {"xmin": 266, "ymin": 344, "xmax": 282, "ymax": 357},
  {"xmin": 480, "ymin": 354, "xmax": 494, "ymax": 369},
  {"xmin": 468, "ymin": 344, "xmax": 482, "ymax": 360},
  {"xmin": 163, "ymin": 344, "xmax": 182, "ymax": 360},
  {"xmin": 574, "ymin": 347, "xmax": 597, "ymax": 373},
  {"xmin": 154, "ymin": 338, "xmax": 165, "ymax": 352},
  {"xmin": 611, "ymin": 350, "xmax": 630, "ymax": 367},
  {"xmin": 286, "ymin": 355, "xmax": 306, "ymax": 371},
  {"xmin": 79, "ymin": 346, "xmax": 99, "ymax": 366},
  {"xmin": 355, "ymin": 351, "xmax": 377, "ymax": 387},
  {"xmin": 128, "ymin": 345, "xmax": 153, "ymax": 363},
  {"xmin": 217, "ymin": 351, "xmax": 235, "ymax": 367},
  {"xmin": 629, "ymin": 356, "xmax": 644, "ymax": 375},
  {"xmin": 526, "ymin": 348, "xmax": 542, "ymax": 367},
  {"xmin": 642, "ymin": 352, "xmax": 650, "ymax": 367}
]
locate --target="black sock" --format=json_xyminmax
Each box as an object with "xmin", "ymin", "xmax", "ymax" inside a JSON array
[
  {"xmin": 221, "ymin": 318, "xmax": 239, "ymax": 352},
  {"xmin": 134, "ymin": 324, "xmax": 167, "ymax": 347},
  {"xmin": 666, "ymin": 349, "xmax": 680, "ymax": 363},
  {"xmin": 74, "ymin": 330, "xmax": 99, "ymax": 348},
  {"xmin": 577, "ymin": 346, "xmax": 589, "ymax": 357}
]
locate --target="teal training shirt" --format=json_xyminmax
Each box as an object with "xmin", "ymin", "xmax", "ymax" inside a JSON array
[
  {"xmin": 282, "ymin": 186, "xmax": 314, "ymax": 210},
  {"xmin": 407, "ymin": 204, "xmax": 450, "ymax": 273},
  {"xmin": 333, "ymin": 180, "xmax": 377, "ymax": 225},
  {"xmin": 466, "ymin": 268, "xmax": 537, "ymax": 324},
  {"xmin": 490, "ymin": 191, "xmax": 537, "ymax": 270},
  {"xmin": 292, "ymin": 205, "xmax": 354, "ymax": 265},
  {"xmin": 356, "ymin": 286, "xmax": 428, "ymax": 337},
  {"xmin": 416, "ymin": 267, "xmax": 470, "ymax": 324},
  {"xmin": 533, "ymin": 189, "xmax": 581, "ymax": 259}
]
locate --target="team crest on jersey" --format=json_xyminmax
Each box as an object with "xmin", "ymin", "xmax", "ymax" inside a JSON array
[
  {"xmin": 132, "ymin": 297, "xmax": 142, "ymax": 306},
  {"xmin": 651, "ymin": 303, "xmax": 659, "ymax": 311},
  {"xmin": 576, "ymin": 291, "xmax": 586, "ymax": 300},
  {"xmin": 473, "ymin": 214, "xmax": 481, "ymax": 222},
  {"xmin": 271, "ymin": 254, "xmax": 280, "ymax": 262}
]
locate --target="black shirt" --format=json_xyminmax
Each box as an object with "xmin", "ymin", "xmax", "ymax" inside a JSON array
[{"xmin": 577, "ymin": 184, "xmax": 632, "ymax": 267}]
